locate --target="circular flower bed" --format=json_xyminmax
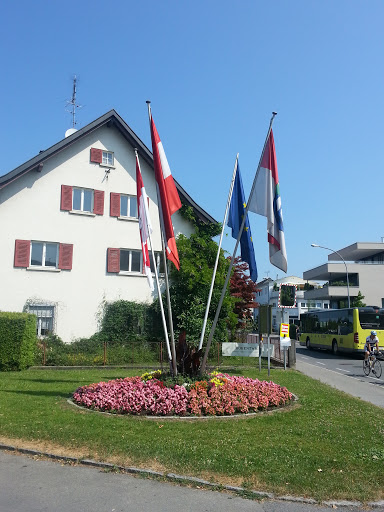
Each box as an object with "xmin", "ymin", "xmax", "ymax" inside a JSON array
[{"xmin": 73, "ymin": 371, "xmax": 293, "ymax": 417}]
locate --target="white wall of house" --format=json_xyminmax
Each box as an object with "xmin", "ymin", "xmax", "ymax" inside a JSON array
[{"xmin": 0, "ymin": 125, "xmax": 195, "ymax": 342}]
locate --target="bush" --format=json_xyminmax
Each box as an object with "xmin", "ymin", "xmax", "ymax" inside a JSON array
[
  {"xmin": 100, "ymin": 300, "xmax": 163, "ymax": 343},
  {"xmin": 0, "ymin": 312, "xmax": 37, "ymax": 371}
]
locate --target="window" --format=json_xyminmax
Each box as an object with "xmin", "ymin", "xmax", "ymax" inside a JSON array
[
  {"xmin": 110, "ymin": 193, "xmax": 138, "ymax": 219},
  {"xmin": 90, "ymin": 148, "xmax": 114, "ymax": 167},
  {"xmin": 120, "ymin": 249, "xmax": 142, "ymax": 272},
  {"xmin": 73, "ymin": 188, "xmax": 93, "ymax": 212},
  {"xmin": 324, "ymin": 303, "xmax": 329, "ymax": 309},
  {"xmin": 301, "ymin": 302, "xmax": 306, "ymax": 308},
  {"xmin": 14, "ymin": 240, "xmax": 73, "ymax": 270},
  {"xmin": 150, "ymin": 252, "xmax": 165, "ymax": 274},
  {"xmin": 120, "ymin": 194, "xmax": 137, "ymax": 218},
  {"xmin": 61, "ymin": 185, "xmax": 104, "ymax": 215},
  {"xmin": 31, "ymin": 242, "xmax": 58, "ymax": 267},
  {"xmin": 107, "ymin": 248, "xmax": 142, "ymax": 273},
  {"xmin": 102, "ymin": 151, "xmax": 114, "ymax": 166},
  {"xmin": 28, "ymin": 305, "xmax": 54, "ymax": 337},
  {"xmin": 316, "ymin": 303, "xmax": 322, "ymax": 308}
]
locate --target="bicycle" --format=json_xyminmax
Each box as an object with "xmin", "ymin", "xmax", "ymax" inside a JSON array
[{"xmin": 363, "ymin": 351, "xmax": 382, "ymax": 378}]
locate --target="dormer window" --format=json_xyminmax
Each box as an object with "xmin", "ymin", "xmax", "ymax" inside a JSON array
[{"xmin": 90, "ymin": 148, "xmax": 114, "ymax": 167}]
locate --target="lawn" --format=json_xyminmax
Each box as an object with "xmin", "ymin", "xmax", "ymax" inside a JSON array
[{"xmin": 0, "ymin": 367, "xmax": 383, "ymax": 502}]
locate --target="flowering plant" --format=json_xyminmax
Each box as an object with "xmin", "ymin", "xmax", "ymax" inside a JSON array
[{"xmin": 73, "ymin": 372, "xmax": 293, "ymax": 417}]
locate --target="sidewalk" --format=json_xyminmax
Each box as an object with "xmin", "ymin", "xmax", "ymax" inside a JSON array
[{"xmin": 0, "ymin": 448, "xmax": 379, "ymax": 512}]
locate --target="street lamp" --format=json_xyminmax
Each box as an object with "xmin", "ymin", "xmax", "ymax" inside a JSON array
[{"xmin": 311, "ymin": 243, "xmax": 351, "ymax": 309}]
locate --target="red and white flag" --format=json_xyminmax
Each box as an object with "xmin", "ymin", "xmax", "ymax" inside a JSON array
[
  {"xmin": 149, "ymin": 113, "xmax": 181, "ymax": 270},
  {"xmin": 136, "ymin": 152, "xmax": 154, "ymax": 291}
]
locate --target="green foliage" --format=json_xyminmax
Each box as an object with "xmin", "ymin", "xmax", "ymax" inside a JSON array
[
  {"xmin": 99, "ymin": 300, "xmax": 163, "ymax": 343},
  {"xmin": 0, "ymin": 312, "xmax": 37, "ymax": 371},
  {"xmin": 169, "ymin": 228, "xmax": 237, "ymax": 347},
  {"xmin": 351, "ymin": 291, "xmax": 366, "ymax": 307}
]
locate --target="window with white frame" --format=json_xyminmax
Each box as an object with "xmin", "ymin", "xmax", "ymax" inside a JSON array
[
  {"xmin": 102, "ymin": 151, "xmax": 114, "ymax": 166},
  {"xmin": 324, "ymin": 303, "xmax": 329, "ymax": 309},
  {"xmin": 150, "ymin": 251, "xmax": 165, "ymax": 274},
  {"xmin": 120, "ymin": 194, "xmax": 137, "ymax": 218},
  {"xmin": 31, "ymin": 242, "xmax": 59, "ymax": 268},
  {"xmin": 73, "ymin": 187, "xmax": 93, "ymax": 212},
  {"xmin": 301, "ymin": 302, "xmax": 306, "ymax": 307},
  {"xmin": 28, "ymin": 304, "xmax": 54, "ymax": 337},
  {"xmin": 120, "ymin": 249, "xmax": 142, "ymax": 273}
]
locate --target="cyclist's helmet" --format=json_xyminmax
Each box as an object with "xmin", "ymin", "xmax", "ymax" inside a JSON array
[{"xmin": 371, "ymin": 330, "xmax": 377, "ymax": 336}]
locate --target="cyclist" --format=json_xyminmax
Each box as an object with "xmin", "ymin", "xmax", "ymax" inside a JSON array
[{"xmin": 364, "ymin": 330, "xmax": 380, "ymax": 366}]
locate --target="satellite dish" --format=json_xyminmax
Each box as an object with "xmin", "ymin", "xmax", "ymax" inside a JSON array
[{"xmin": 65, "ymin": 128, "xmax": 78, "ymax": 138}]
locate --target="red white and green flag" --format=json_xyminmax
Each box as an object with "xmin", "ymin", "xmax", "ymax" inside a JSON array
[{"xmin": 248, "ymin": 129, "xmax": 287, "ymax": 272}]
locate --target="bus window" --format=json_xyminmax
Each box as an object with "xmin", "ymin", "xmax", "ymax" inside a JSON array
[{"xmin": 359, "ymin": 309, "xmax": 384, "ymax": 330}]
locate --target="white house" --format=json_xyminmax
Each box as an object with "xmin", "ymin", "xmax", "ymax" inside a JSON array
[
  {"xmin": 0, "ymin": 110, "xmax": 215, "ymax": 342},
  {"xmin": 254, "ymin": 275, "xmax": 329, "ymax": 330}
]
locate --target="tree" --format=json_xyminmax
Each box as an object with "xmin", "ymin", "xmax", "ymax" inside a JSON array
[
  {"xmin": 351, "ymin": 291, "xmax": 366, "ymax": 307},
  {"xmin": 168, "ymin": 206, "xmax": 237, "ymax": 346},
  {"xmin": 229, "ymin": 257, "xmax": 259, "ymax": 327}
]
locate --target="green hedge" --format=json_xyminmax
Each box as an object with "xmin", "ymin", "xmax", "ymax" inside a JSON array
[{"xmin": 0, "ymin": 312, "xmax": 37, "ymax": 371}]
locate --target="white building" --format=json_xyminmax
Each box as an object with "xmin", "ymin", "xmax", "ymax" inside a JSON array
[
  {"xmin": 254, "ymin": 276, "xmax": 329, "ymax": 330},
  {"xmin": 303, "ymin": 242, "xmax": 384, "ymax": 308},
  {"xmin": 0, "ymin": 110, "xmax": 214, "ymax": 342}
]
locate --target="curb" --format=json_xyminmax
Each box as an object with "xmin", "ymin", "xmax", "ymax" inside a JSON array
[{"xmin": 0, "ymin": 442, "xmax": 377, "ymax": 509}]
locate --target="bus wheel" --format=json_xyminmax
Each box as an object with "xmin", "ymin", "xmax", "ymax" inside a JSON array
[
  {"xmin": 332, "ymin": 341, "xmax": 338, "ymax": 355},
  {"xmin": 306, "ymin": 338, "xmax": 310, "ymax": 349}
]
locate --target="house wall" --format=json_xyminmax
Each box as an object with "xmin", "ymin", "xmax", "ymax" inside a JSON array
[{"xmin": 0, "ymin": 125, "xmax": 194, "ymax": 342}]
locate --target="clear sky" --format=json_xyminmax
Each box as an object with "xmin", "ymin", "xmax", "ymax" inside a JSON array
[{"xmin": 1, "ymin": 0, "xmax": 383, "ymax": 282}]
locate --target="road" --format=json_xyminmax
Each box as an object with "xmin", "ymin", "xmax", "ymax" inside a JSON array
[{"xmin": 295, "ymin": 342, "xmax": 384, "ymax": 408}]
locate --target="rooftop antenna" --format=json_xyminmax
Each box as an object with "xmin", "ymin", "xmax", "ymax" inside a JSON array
[{"xmin": 65, "ymin": 75, "xmax": 82, "ymax": 137}]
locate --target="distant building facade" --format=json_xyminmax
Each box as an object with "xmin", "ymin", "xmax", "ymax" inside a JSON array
[
  {"xmin": 254, "ymin": 276, "xmax": 329, "ymax": 331},
  {"xmin": 303, "ymin": 242, "xmax": 384, "ymax": 308}
]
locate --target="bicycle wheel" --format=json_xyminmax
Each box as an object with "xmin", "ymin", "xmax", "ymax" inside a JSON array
[
  {"xmin": 372, "ymin": 359, "xmax": 382, "ymax": 378},
  {"xmin": 363, "ymin": 359, "xmax": 371, "ymax": 376}
]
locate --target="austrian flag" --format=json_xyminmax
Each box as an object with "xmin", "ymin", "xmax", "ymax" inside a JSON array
[
  {"xmin": 136, "ymin": 153, "xmax": 154, "ymax": 291},
  {"xmin": 149, "ymin": 114, "xmax": 181, "ymax": 270}
]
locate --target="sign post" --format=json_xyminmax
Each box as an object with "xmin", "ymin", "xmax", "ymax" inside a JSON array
[{"xmin": 280, "ymin": 323, "xmax": 291, "ymax": 370}]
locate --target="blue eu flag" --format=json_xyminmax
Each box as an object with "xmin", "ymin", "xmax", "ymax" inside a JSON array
[{"xmin": 227, "ymin": 162, "xmax": 258, "ymax": 282}]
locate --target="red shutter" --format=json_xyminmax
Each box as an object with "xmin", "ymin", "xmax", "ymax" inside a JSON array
[
  {"xmin": 61, "ymin": 185, "xmax": 73, "ymax": 211},
  {"xmin": 110, "ymin": 193, "xmax": 121, "ymax": 217},
  {"xmin": 14, "ymin": 240, "xmax": 31, "ymax": 268},
  {"xmin": 58, "ymin": 244, "xmax": 73, "ymax": 270},
  {"xmin": 107, "ymin": 248, "xmax": 120, "ymax": 272},
  {"xmin": 93, "ymin": 190, "xmax": 104, "ymax": 215},
  {"xmin": 90, "ymin": 148, "xmax": 103, "ymax": 163}
]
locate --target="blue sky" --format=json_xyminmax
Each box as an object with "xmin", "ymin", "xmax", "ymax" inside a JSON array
[{"xmin": 1, "ymin": 0, "xmax": 383, "ymax": 282}]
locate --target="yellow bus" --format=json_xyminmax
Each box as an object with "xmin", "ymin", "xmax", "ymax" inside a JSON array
[{"xmin": 299, "ymin": 307, "xmax": 384, "ymax": 355}]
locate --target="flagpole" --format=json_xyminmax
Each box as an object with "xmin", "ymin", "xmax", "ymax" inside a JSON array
[
  {"xmin": 135, "ymin": 149, "xmax": 172, "ymax": 362},
  {"xmin": 200, "ymin": 113, "xmax": 277, "ymax": 374},
  {"xmin": 146, "ymin": 101, "xmax": 178, "ymax": 376},
  {"xmin": 198, "ymin": 154, "xmax": 239, "ymax": 351}
]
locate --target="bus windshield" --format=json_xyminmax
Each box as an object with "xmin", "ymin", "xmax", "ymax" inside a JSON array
[{"xmin": 358, "ymin": 308, "xmax": 384, "ymax": 330}]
